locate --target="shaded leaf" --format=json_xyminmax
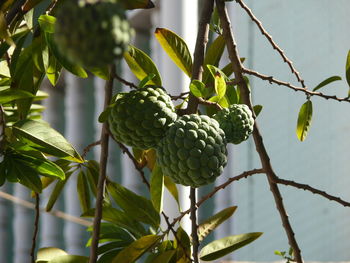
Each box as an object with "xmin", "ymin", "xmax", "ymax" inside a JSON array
[
  {"xmin": 124, "ymin": 45, "xmax": 162, "ymax": 86},
  {"xmin": 296, "ymin": 100, "xmax": 313, "ymax": 142},
  {"xmin": 11, "ymin": 160, "xmax": 42, "ymax": 193},
  {"xmin": 198, "ymin": 206, "xmax": 237, "ymax": 242},
  {"xmin": 253, "ymin": 105, "xmax": 263, "ymax": 117},
  {"xmin": 89, "ymin": 66, "xmax": 109, "ymax": 80},
  {"xmin": 150, "ymin": 164, "xmax": 164, "ymax": 213},
  {"xmin": 46, "ymin": 172, "xmax": 72, "ymax": 211},
  {"xmin": 346, "ymin": 50, "xmax": 350, "ymax": 89},
  {"xmin": 36, "ymin": 247, "xmax": 67, "ymax": 263},
  {"xmin": 12, "ymin": 119, "xmax": 83, "ymax": 162},
  {"xmin": 226, "ymin": 85, "xmax": 238, "ymax": 105},
  {"xmin": 139, "ymin": 74, "xmax": 156, "ymax": 88},
  {"xmin": 77, "ymin": 171, "xmax": 91, "ymax": 213},
  {"xmin": 119, "ymin": 0, "xmax": 155, "ymax": 9},
  {"xmin": 199, "ymin": 232, "xmax": 263, "ymax": 261},
  {"xmin": 98, "ymin": 249, "xmax": 122, "ymax": 263},
  {"xmin": 313, "ymin": 76, "xmax": 342, "ymax": 91},
  {"xmin": 46, "ymin": 55, "xmax": 62, "ymax": 86},
  {"xmin": 155, "ymin": 28, "xmax": 193, "ymax": 77},
  {"xmin": 152, "ymin": 250, "xmax": 176, "ymax": 263},
  {"xmin": 0, "ymin": 88, "xmax": 34, "ymax": 104},
  {"xmin": 107, "ymin": 181, "xmax": 160, "ymax": 227},
  {"xmin": 112, "ymin": 235, "xmax": 161, "ymax": 263}
]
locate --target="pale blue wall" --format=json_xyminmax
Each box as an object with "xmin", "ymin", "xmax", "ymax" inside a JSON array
[{"xmin": 229, "ymin": 0, "xmax": 350, "ymax": 261}]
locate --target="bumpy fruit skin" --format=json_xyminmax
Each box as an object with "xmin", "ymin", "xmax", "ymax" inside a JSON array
[
  {"xmin": 214, "ymin": 104, "xmax": 254, "ymax": 144},
  {"xmin": 54, "ymin": 0, "xmax": 133, "ymax": 68},
  {"xmin": 108, "ymin": 86, "xmax": 177, "ymax": 149},
  {"xmin": 157, "ymin": 114, "xmax": 227, "ymax": 188}
]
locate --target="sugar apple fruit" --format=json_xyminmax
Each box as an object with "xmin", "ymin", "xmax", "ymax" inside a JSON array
[
  {"xmin": 214, "ymin": 104, "xmax": 254, "ymax": 144},
  {"xmin": 54, "ymin": 0, "xmax": 133, "ymax": 68},
  {"xmin": 108, "ymin": 86, "xmax": 177, "ymax": 149},
  {"xmin": 157, "ymin": 114, "xmax": 228, "ymax": 188}
]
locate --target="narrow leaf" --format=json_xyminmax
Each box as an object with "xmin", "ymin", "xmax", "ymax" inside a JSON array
[
  {"xmin": 155, "ymin": 28, "xmax": 193, "ymax": 77},
  {"xmin": 199, "ymin": 232, "xmax": 263, "ymax": 261},
  {"xmin": 46, "ymin": 55, "xmax": 62, "ymax": 86},
  {"xmin": 119, "ymin": 0, "xmax": 155, "ymax": 9},
  {"xmin": 164, "ymin": 176, "xmax": 180, "ymax": 207},
  {"xmin": 198, "ymin": 206, "xmax": 237, "ymax": 242},
  {"xmin": 214, "ymin": 72, "xmax": 226, "ymax": 99},
  {"xmin": 150, "ymin": 164, "xmax": 164, "ymax": 213},
  {"xmin": 46, "ymin": 173, "xmax": 72, "ymax": 211},
  {"xmin": 77, "ymin": 171, "xmax": 91, "ymax": 213},
  {"xmin": 124, "ymin": 45, "xmax": 162, "ymax": 86},
  {"xmin": 253, "ymin": 105, "xmax": 263, "ymax": 117},
  {"xmin": 112, "ymin": 235, "xmax": 161, "ymax": 263},
  {"xmin": 346, "ymin": 50, "xmax": 350, "ymax": 88},
  {"xmin": 12, "ymin": 119, "xmax": 83, "ymax": 162},
  {"xmin": 152, "ymin": 250, "xmax": 176, "ymax": 263},
  {"xmin": 107, "ymin": 181, "xmax": 160, "ymax": 227},
  {"xmin": 296, "ymin": 100, "xmax": 313, "ymax": 142},
  {"xmin": 0, "ymin": 88, "xmax": 34, "ymax": 103},
  {"xmin": 313, "ymin": 76, "xmax": 342, "ymax": 91}
]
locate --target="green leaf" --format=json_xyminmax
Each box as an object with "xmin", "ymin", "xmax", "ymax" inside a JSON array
[
  {"xmin": 45, "ymin": 33, "xmax": 88, "ymax": 78},
  {"xmin": 0, "ymin": 88, "xmax": 34, "ymax": 104},
  {"xmin": 46, "ymin": 172, "xmax": 72, "ymax": 211},
  {"xmin": 214, "ymin": 72, "xmax": 226, "ymax": 99},
  {"xmin": 155, "ymin": 28, "xmax": 193, "ymax": 77},
  {"xmin": 226, "ymin": 85, "xmax": 238, "ymax": 105},
  {"xmin": 107, "ymin": 181, "xmax": 160, "ymax": 228},
  {"xmin": 124, "ymin": 45, "xmax": 162, "ymax": 86},
  {"xmin": 46, "ymin": 55, "xmax": 62, "ymax": 86},
  {"xmin": 12, "ymin": 119, "xmax": 83, "ymax": 162},
  {"xmin": 83, "ymin": 206, "xmax": 146, "ymax": 238},
  {"xmin": 77, "ymin": 171, "xmax": 91, "ymax": 213},
  {"xmin": 119, "ymin": 0, "xmax": 155, "ymax": 9},
  {"xmin": 209, "ymin": 8, "xmax": 222, "ymax": 35},
  {"xmin": 296, "ymin": 100, "xmax": 313, "ymax": 142},
  {"xmin": 150, "ymin": 164, "xmax": 164, "ymax": 214},
  {"xmin": 0, "ymin": 161, "xmax": 6, "ymax": 186},
  {"xmin": 203, "ymin": 35, "xmax": 226, "ymax": 84},
  {"xmin": 164, "ymin": 175, "xmax": 180, "ymax": 207},
  {"xmin": 189, "ymin": 80, "xmax": 207, "ymax": 98},
  {"xmin": 36, "ymin": 247, "xmax": 67, "ymax": 263},
  {"xmin": 199, "ymin": 232, "xmax": 263, "ymax": 261},
  {"xmin": 346, "ymin": 50, "xmax": 350, "ymax": 89},
  {"xmin": 89, "ymin": 66, "xmax": 109, "ymax": 80},
  {"xmin": 152, "ymin": 250, "xmax": 176, "ymax": 263},
  {"xmin": 11, "ymin": 160, "xmax": 42, "ymax": 193},
  {"xmin": 175, "ymin": 227, "xmax": 191, "ymax": 259},
  {"xmin": 139, "ymin": 74, "xmax": 156, "ymax": 88},
  {"xmin": 253, "ymin": 105, "xmax": 263, "ymax": 117},
  {"xmin": 198, "ymin": 206, "xmax": 237, "ymax": 242},
  {"xmin": 313, "ymin": 76, "xmax": 342, "ymax": 92},
  {"xmin": 38, "ymin": 15, "xmax": 56, "ymax": 33},
  {"xmin": 47, "ymin": 255, "xmax": 89, "ymax": 263},
  {"xmin": 111, "ymin": 235, "xmax": 161, "ymax": 263},
  {"xmin": 98, "ymin": 249, "xmax": 121, "ymax": 263},
  {"xmin": 11, "ymin": 152, "xmax": 65, "ymax": 179}
]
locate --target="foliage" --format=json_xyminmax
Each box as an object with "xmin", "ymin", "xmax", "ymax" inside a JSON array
[{"xmin": 1, "ymin": 0, "xmax": 350, "ymax": 263}]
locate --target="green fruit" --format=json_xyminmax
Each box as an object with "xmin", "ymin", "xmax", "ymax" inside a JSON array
[
  {"xmin": 214, "ymin": 104, "xmax": 254, "ymax": 144},
  {"xmin": 54, "ymin": 0, "xmax": 133, "ymax": 68},
  {"xmin": 157, "ymin": 114, "xmax": 227, "ymax": 188},
  {"xmin": 108, "ymin": 86, "xmax": 177, "ymax": 149}
]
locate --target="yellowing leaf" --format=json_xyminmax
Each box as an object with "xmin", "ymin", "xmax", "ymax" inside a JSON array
[
  {"xmin": 155, "ymin": 28, "xmax": 193, "ymax": 77},
  {"xmin": 296, "ymin": 100, "xmax": 313, "ymax": 142}
]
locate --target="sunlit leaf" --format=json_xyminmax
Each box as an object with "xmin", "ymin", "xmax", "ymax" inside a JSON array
[
  {"xmin": 214, "ymin": 72, "xmax": 226, "ymax": 99},
  {"xmin": 88, "ymin": 66, "xmax": 109, "ymax": 80},
  {"xmin": 313, "ymin": 76, "xmax": 342, "ymax": 91},
  {"xmin": 296, "ymin": 100, "xmax": 313, "ymax": 142},
  {"xmin": 112, "ymin": 235, "xmax": 161, "ymax": 263},
  {"xmin": 199, "ymin": 232, "xmax": 263, "ymax": 261},
  {"xmin": 198, "ymin": 206, "xmax": 237, "ymax": 242},
  {"xmin": 152, "ymin": 250, "xmax": 176, "ymax": 263},
  {"xmin": 46, "ymin": 55, "xmax": 62, "ymax": 86},
  {"xmin": 190, "ymin": 79, "xmax": 208, "ymax": 98},
  {"xmin": 36, "ymin": 247, "xmax": 68, "ymax": 263},
  {"xmin": 155, "ymin": 28, "xmax": 193, "ymax": 77},
  {"xmin": 164, "ymin": 175, "xmax": 180, "ymax": 207},
  {"xmin": 203, "ymin": 35, "xmax": 226, "ymax": 84},
  {"xmin": 12, "ymin": 119, "xmax": 83, "ymax": 162},
  {"xmin": 124, "ymin": 45, "xmax": 162, "ymax": 86},
  {"xmin": 47, "ymin": 255, "xmax": 89, "ymax": 263},
  {"xmin": 0, "ymin": 88, "xmax": 34, "ymax": 103},
  {"xmin": 150, "ymin": 164, "xmax": 164, "ymax": 213}
]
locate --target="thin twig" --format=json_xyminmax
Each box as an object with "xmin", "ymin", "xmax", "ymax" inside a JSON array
[
  {"xmin": 0, "ymin": 190, "xmax": 92, "ymax": 226},
  {"xmin": 275, "ymin": 178, "xmax": 350, "ymax": 207},
  {"xmin": 169, "ymin": 169, "xmax": 264, "ymax": 229},
  {"xmin": 242, "ymin": 68, "xmax": 350, "ymax": 103},
  {"xmin": 5, "ymin": 0, "xmax": 26, "ymax": 25},
  {"xmin": 234, "ymin": 0, "xmax": 306, "ymax": 88},
  {"xmin": 30, "ymin": 193, "xmax": 40, "ymax": 263},
  {"xmin": 89, "ymin": 65, "xmax": 115, "ymax": 263},
  {"xmin": 190, "ymin": 188, "xmax": 199, "ymax": 263},
  {"xmin": 82, "ymin": 140, "xmax": 101, "ymax": 159},
  {"xmin": 197, "ymin": 97, "xmax": 223, "ymax": 110},
  {"xmin": 170, "ymin": 92, "xmax": 189, "ymax": 101},
  {"xmin": 112, "ymin": 72, "xmax": 138, "ymax": 89},
  {"xmin": 215, "ymin": 1, "xmax": 303, "ymax": 262}
]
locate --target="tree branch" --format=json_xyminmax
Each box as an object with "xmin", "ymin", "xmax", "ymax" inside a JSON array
[
  {"xmin": 190, "ymin": 188, "xmax": 199, "ymax": 263},
  {"xmin": 30, "ymin": 193, "xmax": 40, "ymax": 263},
  {"xmin": 242, "ymin": 68, "xmax": 350, "ymax": 102},
  {"xmin": 275, "ymin": 178, "xmax": 350, "ymax": 207},
  {"xmin": 82, "ymin": 140, "xmax": 101, "ymax": 159},
  {"xmin": 215, "ymin": 1, "xmax": 303, "ymax": 262},
  {"xmin": 234, "ymin": 0, "xmax": 306, "ymax": 88},
  {"xmin": 89, "ymin": 65, "xmax": 115, "ymax": 263},
  {"xmin": 112, "ymin": 72, "xmax": 138, "ymax": 89}
]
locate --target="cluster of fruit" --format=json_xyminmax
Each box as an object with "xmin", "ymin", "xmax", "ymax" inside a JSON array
[{"xmin": 108, "ymin": 86, "xmax": 254, "ymax": 188}]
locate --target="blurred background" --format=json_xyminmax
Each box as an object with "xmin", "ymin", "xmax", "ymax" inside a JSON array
[{"xmin": 1, "ymin": 0, "xmax": 350, "ymax": 262}]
